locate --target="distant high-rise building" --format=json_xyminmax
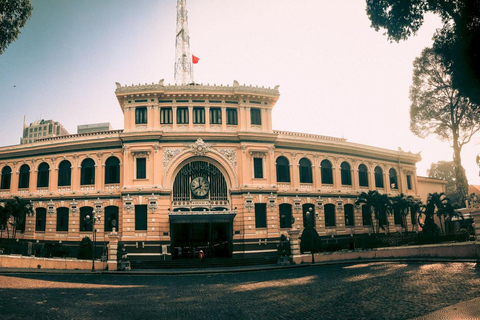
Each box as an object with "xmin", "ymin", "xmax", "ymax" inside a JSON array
[{"xmin": 21, "ymin": 119, "xmax": 69, "ymax": 144}]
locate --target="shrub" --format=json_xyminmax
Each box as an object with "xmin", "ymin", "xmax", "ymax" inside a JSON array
[{"xmin": 77, "ymin": 237, "xmax": 93, "ymax": 259}]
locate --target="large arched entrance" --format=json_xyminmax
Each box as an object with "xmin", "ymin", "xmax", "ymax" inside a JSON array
[{"xmin": 169, "ymin": 160, "xmax": 235, "ymax": 259}]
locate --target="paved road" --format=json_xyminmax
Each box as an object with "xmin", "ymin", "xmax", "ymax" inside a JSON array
[{"xmin": 1, "ymin": 262, "xmax": 480, "ymax": 319}]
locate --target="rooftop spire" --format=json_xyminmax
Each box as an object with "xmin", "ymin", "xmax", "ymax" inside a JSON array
[{"xmin": 174, "ymin": 0, "xmax": 194, "ymax": 85}]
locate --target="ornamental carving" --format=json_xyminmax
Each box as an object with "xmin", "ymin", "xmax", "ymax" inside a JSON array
[
  {"xmin": 244, "ymin": 193, "xmax": 254, "ymax": 212},
  {"xmin": 163, "ymin": 148, "xmax": 185, "ymax": 169},
  {"xmin": 293, "ymin": 196, "xmax": 302, "ymax": 212},
  {"xmin": 187, "ymin": 138, "xmax": 212, "ymax": 156},
  {"xmin": 124, "ymin": 194, "xmax": 134, "ymax": 213},
  {"xmin": 267, "ymin": 193, "xmax": 277, "ymax": 211},
  {"xmin": 217, "ymin": 148, "xmax": 237, "ymax": 170},
  {"xmin": 70, "ymin": 199, "xmax": 78, "ymax": 216},
  {"xmin": 148, "ymin": 193, "xmax": 158, "ymax": 212},
  {"xmin": 47, "ymin": 200, "xmax": 55, "ymax": 215}
]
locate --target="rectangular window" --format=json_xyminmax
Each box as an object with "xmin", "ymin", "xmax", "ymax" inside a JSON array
[
  {"xmin": 193, "ymin": 107, "xmax": 205, "ymax": 124},
  {"xmin": 406, "ymin": 175, "xmax": 412, "ymax": 190},
  {"xmin": 136, "ymin": 158, "xmax": 146, "ymax": 179},
  {"xmin": 250, "ymin": 108, "xmax": 262, "ymax": 125},
  {"xmin": 210, "ymin": 108, "xmax": 222, "ymax": 124},
  {"xmin": 227, "ymin": 109, "xmax": 238, "ymax": 125},
  {"xmin": 177, "ymin": 107, "xmax": 189, "ymax": 124},
  {"xmin": 48, "ymin": 124, "xmax": 52, "ymax": 134},
  {"xmin": 135, "ymin": 205, "xmax": 148, "ymax": 231},
  {"xmin": 135, "ymin": 107, "xmax": 148, "ymax": 124},
  {"xmin": 255, "ymin": 203, "xmax": 267, "ymax": 228},
  {"xmin": 253, "ymin": 158, "xmax": 263, "ymax": 179},
  {"xmin": 160, "ymin": 107, "xmax": 173, "ymax": 124}
]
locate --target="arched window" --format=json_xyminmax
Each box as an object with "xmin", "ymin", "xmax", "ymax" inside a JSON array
[
  {"xmin": 389, "ymin": 168, "xmax": 398, "ymax": 189},
  {"xmin": 302, "ymin": 203, "xmax": 315, "ymax": 228},
  {"xmin": 299, "ymin": 158, "xmax": 312, "ymax": 183},
  {"xmin": 80, "ymin": 207, "xmax": 93, "ymax": 232},
  {"xmin": 362, "ymin": 205, "xmax": 372, "ymax": 226},
  {"xmin": 81, "ymin": 158, "xmax": 95, "ymax": 185},
  {"xmin": 324, "ymin": 203, "xmax": 336, "ymax": 227},
  {"xmin": 374, "ymin": 166, "xmax": 384, "ymax": 188},
  {"xmin": 58, "ymin": 160, "xmax": 71, "ymax": 186},
  {"xmin": 344, "ymin": 204, "xmax": 354, "ymax": 226},
  {"xmin": 105, "ymin": 157, "xmax": 120, "ymax": 184},
  {"xmin": 1, "ymin": 166, "xmax": 12, "ymax": 190},
  {"xmin": 279, "ymin": 203, "xmax": 292, "ymax": 229},
  {"xmin": 320, "ymin": 160, "xmax": 333, "ymax": 184},
  {"xmin": 18, "ymin": 164, "xmax": 30, "ymax": 189},
  {"xmin": 104, "ymin": 206, "xmax": 119, "ymax": 232},
  {"xmin": 358, "ymin": 164, "xmax": 369, "ymax": 187},
  {"xmin": 276, "ymin": 156, "xmax": 290, "ymax": 183},
  {"xmin": 56, "ymin": 207, "xmax": 69, "ymax": 232},
  {"xmin": 35, "ymin": 207, "xmax": 47, "ymax": 232},
  {"xmin": 37, "ymin": 162, "xmax": 50, "ymax": 188},
  {"xmin": 340, "ymin": 162, "xmax": 352, "ymax": 185}
]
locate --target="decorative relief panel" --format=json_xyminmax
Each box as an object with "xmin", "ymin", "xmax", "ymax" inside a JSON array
[
  {"xmin": 217, "ymin": 148, "xmax": 237, "ymax": 170},
  {"xmin": 163, "ymin": 148, "xmax": 185, "ymax": 169}
]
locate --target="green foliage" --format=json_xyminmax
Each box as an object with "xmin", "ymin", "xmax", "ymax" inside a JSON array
[
  {"xmin": 277, "ymin": 234, "xmax": 291, "ymax": 257},
  {"xmin": 300, "ymin": 226, "xmax": 321, "ymax": 254},
  {"xmin": 77, "ymin": 236, "xmax": 93, "ymax": 260},
  {"xmin": 427, "ymin": 161, "xmax": 456, "ymax": 194},
  {"xmin": 0, "ymin": 0, "xmax": 33, "ymax": 55},
  {"xmin": 366, "ymin": 0, "xmax": 480, "ymax": 106},
  {"xmin": 2, "ymin": 197, "xmax": 33, "ymax": 239},
  {"xmin": 410, "ymin": 48, "xmax": 478, "ymax": 201},
  {"xmin": 356, "ymin": 190, "xmax": 393, "ymax": 233}
]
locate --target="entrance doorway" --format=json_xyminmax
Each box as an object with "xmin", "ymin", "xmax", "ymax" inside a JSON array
[{"xmin": 171, "ymin": 222, "xmax": 231, "ymax": 259}]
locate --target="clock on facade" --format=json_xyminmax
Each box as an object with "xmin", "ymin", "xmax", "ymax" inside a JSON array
[{"xmin": 190, "ymin": 176, "xmax": 210, "ymax": 197}]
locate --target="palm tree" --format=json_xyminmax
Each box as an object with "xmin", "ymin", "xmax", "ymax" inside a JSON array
[
  {"xmin": 5, "ymin": 197, "xmax": 33, "ymax": 240},
  {"xmin": 419, "ymin": 192, "xmax": 448, "ymax": 235},
  {"xmin": 391, "ymin": 194, "xmax": 409, "ymax": 233},
  {"xmin": 356, "ymin": 191, "xmax": 393, "ymax": 234},
  {"xmin": 0, "ymin": 205, "xmax": 10, "ymax": 241}
]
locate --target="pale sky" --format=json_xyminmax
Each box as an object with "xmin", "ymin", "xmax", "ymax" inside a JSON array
[{"xmin": 1, "ymin": 0, "xmax": 479, "ymax": 185}]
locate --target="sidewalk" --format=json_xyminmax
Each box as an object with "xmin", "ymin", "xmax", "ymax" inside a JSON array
[{"xmin": 411, "ymin": 297, "xmax": 480, "ymax": 320}]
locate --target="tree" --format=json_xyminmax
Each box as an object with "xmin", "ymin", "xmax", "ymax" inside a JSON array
[
  {"xmin": 410, "ymin": 47, "xmax": 480, "ymax": 202},
  {"xmin": 4, "ymin": 196, "xmax": 33, "ymax": 239},
  {"xmin": 366, "ymin": 0, "xmax": 480, "ymax": 106},
  {"xmin": 0, "ymin": 0, "xmax": 33, "ymax": 56},
  {"xmin": 0, "ymin": 205, "xmax": 10, "ymax": 241},
  {"xmin": 356, "ymin": 191, "xmax": 393, "ymax": 233},
  {"xmin": 391, "ymin": 194, "xmax": 421, "ymax": 233},
  {"xmin": 427, "ymin": 161, "xmax": 463, "ymax": 206}
]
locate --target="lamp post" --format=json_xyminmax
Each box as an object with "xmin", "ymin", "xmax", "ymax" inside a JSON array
[
  {"xmin": 84, "ymin": 213, "xmax": 101, "ymax": 271},
  {"xmin": 307, "ymin": 207, "xmax": 317, "ymax": 264}
]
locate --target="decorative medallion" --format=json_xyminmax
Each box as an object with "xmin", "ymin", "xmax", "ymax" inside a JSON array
[
  {"xmin": 244, "ymin": 192, "xmax": 254, "ymax": 212},
  {"xmin": 267, "ymin": 193, "xmax": 277, "ymax": 211},
  {"xmin": 188, "ymin": 138, "xmax": 212, "ymax": 156},
  {"xmin": 293, "ymin": 196, "xmax": 302, "ymax": 212},
  {"xmin": 148, "ymin": 193, "xmax": 158, "ymax": 212},
  {"xmin": 47, "ymin": 200, "xmax": 55, "ymax": 215},
  {"xmin": 70, "ymin": 199, "xmax": 78, "ymax": 216}
]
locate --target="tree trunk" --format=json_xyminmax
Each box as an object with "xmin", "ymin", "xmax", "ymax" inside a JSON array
[{"xmin": 453, "ymin": 139, "xmax": 469, "ymax": 204}]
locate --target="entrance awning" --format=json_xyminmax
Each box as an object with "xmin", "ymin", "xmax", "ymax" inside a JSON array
[{"xmin": 169, "ymin": 210, "xmax": 237, "ymax": 224}]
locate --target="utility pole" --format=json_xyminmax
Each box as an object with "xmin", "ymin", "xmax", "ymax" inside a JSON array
[{"xmin": 174, "ymin": 0, "xmax": 194, "ymax": 85}]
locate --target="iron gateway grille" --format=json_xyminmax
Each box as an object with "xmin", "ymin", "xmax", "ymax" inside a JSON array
[{"xmin": 173, "ymin": 161, "xmax": 228, "ymax": 207}]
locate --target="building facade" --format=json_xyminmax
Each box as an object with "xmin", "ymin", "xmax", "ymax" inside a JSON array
[{"xmin": 0, "ymin": 81, "xmax": 424, "ymax": 261}]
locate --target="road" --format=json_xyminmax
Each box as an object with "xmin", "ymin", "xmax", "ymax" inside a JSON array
[{"xmin": 1, "ymin": 262, "xmax": 480, "ymax": 319}]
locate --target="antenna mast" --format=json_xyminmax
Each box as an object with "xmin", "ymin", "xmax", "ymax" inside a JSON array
[{"xmin": 174, "ymin": 0, "xmax": 194, "ymax": 85}]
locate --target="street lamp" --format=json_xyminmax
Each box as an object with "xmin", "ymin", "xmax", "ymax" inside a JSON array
[
  {"xmin": 307, "ymin": 207, "xmax": 317, "ymax": 264},
  {"xmin": 84, "ymin": 213, "xmax": 101, "ymax": 271}
]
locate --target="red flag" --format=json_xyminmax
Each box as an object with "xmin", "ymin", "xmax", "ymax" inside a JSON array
[{"xmin": 192, "ymin": 55, "xmax": 200, "ymax": 64}]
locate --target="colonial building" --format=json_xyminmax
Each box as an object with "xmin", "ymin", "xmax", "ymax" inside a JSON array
[
  {"xmin": 0, "ymin": 0, "xmax": 431, "ymax": 264},
  {"xmin": 0, "ymin": 79, "xmax": 425, "ymax": 262}
]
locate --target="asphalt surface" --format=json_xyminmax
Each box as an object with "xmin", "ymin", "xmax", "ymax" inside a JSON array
[{"xmin": 1, "ymin": 262, "xmax": 480, "ymax": 319}]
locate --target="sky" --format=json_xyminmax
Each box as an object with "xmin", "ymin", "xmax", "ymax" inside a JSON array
[{"xmin": 1, "ymin": 0, "xmax": 480, "ymax": 185}]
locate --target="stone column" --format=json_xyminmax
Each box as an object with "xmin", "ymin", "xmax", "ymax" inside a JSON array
[
  {"xmin": 288, "ymin": 228, "xmax": 301, "ymax": 258},
  {"xmin": 107, "ymin": 231, "xmax": 120, "ymax": 271}
]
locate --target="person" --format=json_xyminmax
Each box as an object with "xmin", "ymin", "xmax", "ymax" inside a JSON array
[{"xmin": 198, "ymin": 249, "xmax": 205, "ymax": 267}]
